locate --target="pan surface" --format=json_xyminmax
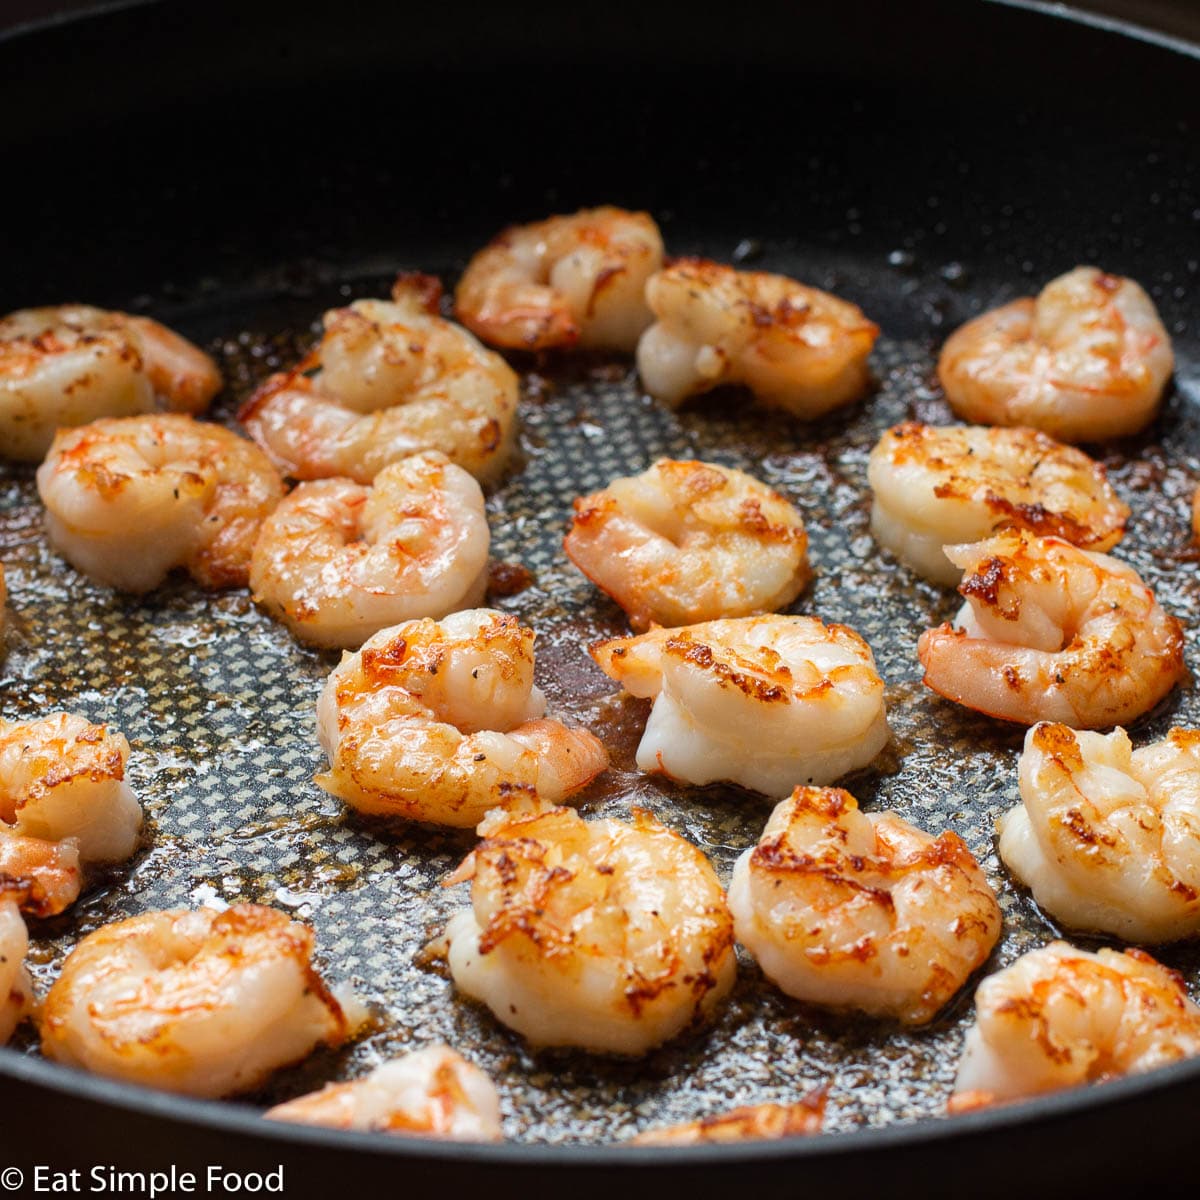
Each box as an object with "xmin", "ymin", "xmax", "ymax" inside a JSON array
[{"xmin": 0, "ymin": 0, "xmax": 1198, "ymax": 1193}]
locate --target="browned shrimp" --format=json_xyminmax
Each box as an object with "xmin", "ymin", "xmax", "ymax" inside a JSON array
[
  {"xmin": 455, "ymin": 207, "xmax": 664, "ymax": 351},
  {"xmin": 950, "ymin": 942, "xmax": 1200, "ymax": 1111},
  {"xmin": 868, "ymin": 422, "xmax": 1128, "ymax": 584},
  {"xmin": 266, "ymin": 1046, "xmax": 502, "ymax": 1140},
  {"xmin": 630, "ymin": 1092, "xmax": 826, "ymax": 1145},
  {"xmin": 937, "ymin": 267, "xmax": 1173, "ymax": 442},
  {"xmin": 728, "ymin": 787, "xmax": 1001, "ymax": 1024},
  {"xmin": 636, "ymin": 259, "xmax": 878, "ymax": 416},
  {"xmin": 37, "ymin": 414, "xmax": 284, "ymax": 592},
  {"xmin": 564, "ymin": 458, "xmax": 810, "ymax": 628},
  {"xmin": 917, "ymin": 530, "xmax": 1186, "ymax": 728},
  {"xmin": 0, "ymin": 304, "xmax": 220, "ymax": 462},
  {"xmin": 40, "ymin": 904, "xmax": 366, "ymax": 1097},
  {"xmin": 445, "ymin": 805, "xmax": 736, "ymax": 1055},
  {"xmin": 240, "ymin": 275, "xmax": 518, "ymax": 484}
]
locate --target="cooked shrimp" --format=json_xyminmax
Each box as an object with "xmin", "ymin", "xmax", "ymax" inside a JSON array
[
  {"xmin": 999, "ymin": 723, "xmax": 1200, "ymax": 942},
  {"xmin": 0, "ymin": 304, "xmax": 221, "ymax": 462},
  {"xmin": 564, "ymin": 459, "xmax": 809, "ymax": 629},
  {"xmin": 949, "ymin": 941, "xmax": 1200, "ymax": 1112},
  {"xmin": 592, "ymin": 616, "xmax": 889, "ymax": 796},
  {"xmin": 316, "ymin": 609, "xmax": 608, "ymax": 828},
  {"xmin": 636, "ymin": 259, "xmax": 878, "ymax": 416},
  {"xmin": 0, "ymin": 713, "xmax": 141, "ymax": 863},
  {"xmin": 729, "ymin": 787, "xmax": 1001, "ymax": 1025},
  {"xmin": 265, "ymin": 1046, "xmax": 502, "ymax": 1140},
  {"xmin": 630, "ymin": 1093, "xmax": 826, "ymax": 1145},
  {"xmin": 240, "ymin": 274, "xmax": 518, "ymax": 485},
  {"xmin": 868, "ymin": 422, "xmax": 1128, "ymax": 585},
  {"xmin": 37, "ymin": 414, "xmax": 285, "ymax": 592},
  {"xmin": 250, "ymin": 451, "xmax": 490, "ymax": 650},
  {"xmin": 917, "ymin": 530, "xmax": 1185, "ymax": 728},
  {"xmin": 445, "ymin": 804, "xmax": 736, "ymax": 1055},
  {"xmin": 937, "ymin": 267, "xmax": 1173, "ymax": 443},
  {"xmin": 40, "ymin": 904, "xmax": 366, "ymax": 1097},
  {"xmin": 1192, "ymin": 483, "xmax": 1200, "ymax": 542},
  {"xmin": 454, "ymin": 206, "xmax": 664, "ymax": 352},
  {"xmin": 0, "ymin": 887, "xmax": 33, "ymax": 1043},
  {"xmin": 0, "ymin": 831, "xmax": 81, "ymax": 916}
]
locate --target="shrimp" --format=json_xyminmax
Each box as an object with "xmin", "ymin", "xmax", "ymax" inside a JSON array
[
  {"xmin": 0, "ymin": 831, "xmax": 81, "ymax": 916},
  {"xmin": 0, "ymin": 713, "xmax": 141, "ymax": 864},
  {"xmin": 949, "ymin": 941, "xmax": 1200, "ymax": 1112},
  {"xmin": 0, "ymin": 886, "xmax": 33, "ymax": 1043},
  {"xmin": 999, "ymin": 723, "xmax": 1200, "ymax": 943},
  {"xmin": 454, "ymin": 207, "xmax": 664, "ymax": 352},
  {"xmin": 239, "ymin": 275, "xmax": 518, "ymax": 485},
  {"xmin": 629, "ymin": 1092, "xmax": 826, "ymax": 1145},
  {"xmin": 563, "ymin": 459, "xmax": 810, "ymax": 629},
  {"xmin": 868, "ymin": 422, "xmax": 1128, "ymax": 585},
  {"xmin": 444, "ymin": 804, "xmax": 736, "ymax": 1055},
  {"xmin": 917, "ymin": 530, "xmax": 1186, "ymax": 729},
  {"xmin": 0, "ymin": 834, "xmax": 82, "ymax": 1041},
  {"xmin": 40, "ymin": 904, "xmax": 366, "ymax": 1097},
  {"xmin": 1193, "ymin": 483, "xmax": 1200, "ymax": 543},
  {"xmin": 37, "ymin": 414, "xmax": 285, "ymax": 593},
  {"xmin": 729, "ymin": 787, "xmax": 1001, "ymax": 1025},
  {"xmin": 937, "ymin": 267, "xmax": 1174, "ymax": 443},
  {"xmin": 0, "ymin": 304, "xmax": 221, "ymax": 462},
  {"xmin": 635, "ymin": 259, "xmax": 878, "ymax": 416},
  {"xmin": 591, "ymin": 616, "xmax": 889, "ymax": 796},
  {"xmin": 265, "ymin": 1046, "xmax": 502, "ymax": 1140},
  {"xmin": 249, "ymin": 451, "xmax": 490, "ymax": 650},
  {"xmin": 316, "ymin": 609, "xmax": 608, "ymax": 828}
]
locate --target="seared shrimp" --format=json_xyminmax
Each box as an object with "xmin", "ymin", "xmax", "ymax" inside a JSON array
[
  {"xmin": 0, "ymin": 831, "xmax": 82, "ymax": 1042},
  {"xmin": 455, "ymin": 207, "xmax": 664, "ymax": 352},
  {"xmin": 37, "ymin": 414, "xmax": 285, "ymax": 592},
  {"xmin": 1000, "ymin": 723, "xmax": 1200, "ymax": 942},
  {"xmin": 445, "ymin": 805, "xmax": 736, "ymax": 1055},
  {"xmin": 949, "ymin": 941, "xmax": 1200, "ymax": 1112},
  {"xmin": 0, "ymin": 713, "xmax": 141, "ymax": 863},
  {"xmin": 0, "ymin": 888, "xmax": 33, "ymax": 1043},
  {"xmin": 729, "ymin": 787, "xmax": 1001, "ymax": 1025},
  {"xmin": 0, "ymin": 831, "xmax": 81, "ymax": 916},
  {"xmin": 630, "ymin": 1093, "xmax": 826, "ymax": 1145},
  {"xmin": 317, "ymin": 610, "xmax": 608, "ymax": 828},
  {"xmin": 250, "ymin": 451, "xmax": 490, "ymax": 650},
  {"xmin": 564, "ymin": 459, "xmax": 810, "ymax": 629},
  {"xmin": 868, "ymin": 422, "xmax": 1128, "ymax": 585},
  {"xmin": 937, "ymin": 267, "xmax": 1173, "ymax": 443},
  {"xmin": 266, "ymin": 1046, "xmax": 502, "ymax": 1140},
  {"xmin": 636, "ymin": 259, "xmax": 878, "ymax": 416},
  {"xmin": 592, "ymin": 616, "xmax": 889, "ymax": 796},
  {"xmin": 917, "ymin": 531, "xmax": 1185, "ymax": 728},
  {"xmin": 0, "ymin": 304, "xmax": 221, "ymax": 462},
  {"xmin": 40, "ymin": 904, "xmax": 365, "ymax": 1097},
  {"xmin": 240, "ymin": 275, "xmax": 518, "ymax": 485}
]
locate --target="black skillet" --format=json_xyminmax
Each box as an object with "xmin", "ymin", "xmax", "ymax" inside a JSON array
[{"xmin": 0, "ymin": 1, "xmax": 1198, "ymax": 1195}]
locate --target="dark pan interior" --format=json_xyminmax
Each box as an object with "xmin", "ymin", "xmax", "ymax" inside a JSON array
[{"xmin": 0, "ymin": 1, "xmax": 1198, "ymax": 1195}]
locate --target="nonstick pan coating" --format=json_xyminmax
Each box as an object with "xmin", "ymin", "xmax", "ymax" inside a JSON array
[{"xmin": 0, "ymin": 1, "xmax": 1198, "ymax": 1194}]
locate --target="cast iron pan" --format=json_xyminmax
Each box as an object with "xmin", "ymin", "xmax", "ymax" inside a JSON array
[{"xmin": 0, "ymin": 1, "xmax": 1198, "ymax": 1195}]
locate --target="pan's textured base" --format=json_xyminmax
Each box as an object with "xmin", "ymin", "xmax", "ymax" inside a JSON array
[{"xmin": 2, "ymin": 279, "xmax": 1198, "ymax": 1144}]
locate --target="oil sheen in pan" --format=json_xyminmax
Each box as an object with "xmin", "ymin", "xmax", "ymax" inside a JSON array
[{"xmin": 2, "ymin": 281, "xmax": 1199, "ymax": 1143}]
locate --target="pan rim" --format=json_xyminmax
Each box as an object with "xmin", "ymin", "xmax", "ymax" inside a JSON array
[
  {"xmin": 4, "ymin": 1042, "xmax": 1200, "ymax": 1163},
  {"xmin": 4, "ymin": 0, "xmax": 1200, "ymax": 62},
  {"xmin": 1, "ymin": 0, "xmax": 1199, "ymax": 1169}
]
